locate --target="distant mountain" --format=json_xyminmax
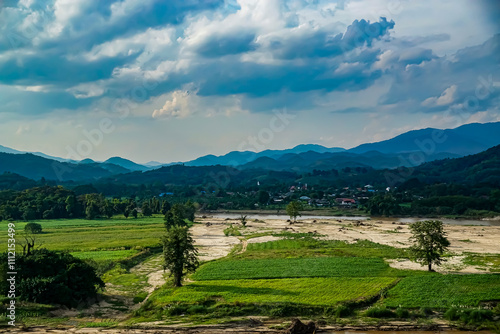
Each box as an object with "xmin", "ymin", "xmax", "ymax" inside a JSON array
[
  {"xmin": 0, "ymin": 145, "xmax": 22, "ymax": 154},
  {"xmin": 0, "ymin": 153, "xmax": 122, "ymax": 182},
  {"xmin": 104, "ymin": 157, "xmax": 150, "ymax": 172},
  {"xmin": 0, "ymin": 145, "xmax": 72, "ymax": 163},
  {"xmin": 143, "ymin": 161, "xmax": 166, "ymax": 167},
  {"xmin": 185, "ymin": 144, "xmax": 345, "ymax": 167},
  {"xmin": 349, "ymin": 122, "xmax": 500, "ymax": 156},
  {"xmin": 238, "ymin": 150, "xmax": 459, "ymax": 172}
]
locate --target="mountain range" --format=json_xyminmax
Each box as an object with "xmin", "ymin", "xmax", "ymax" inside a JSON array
[{"xmin": 1, "ymin": 121, "xmax": 499, "ymax": 181}]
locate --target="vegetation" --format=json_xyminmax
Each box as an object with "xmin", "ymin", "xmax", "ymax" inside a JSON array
[
  {"xmin": 0, "ymin": 217, "xmax": 165, "ymax": 253},
  {"xmin": 383, "ymin": 274, "xmax": 500, "ymax": 308},
  {"xmin": 161, "ymin": 226, "xmax": 199, "ymax": 287},
  {"xmin": 148, "ymin": 277, "xmax": 397, "ymax": 307},
  {"xmin": 286, "ymin": 200, "xmax": 303, "ymax": 222},
  {"xmin": 24, "ymin": 222, "xmax": 42, "ymax": 234},
  {"xmin": 164, "ymin": 202, "xmax": 195, "ymax": 229},
  {"xmin": 409, "ymin": 220, "xmax": 450, "ymax": 271},
  {"xmin": 0, "ymin": 249, "xmax": 104, "ymax": 307},
  {"xmin": 192, "ymin": 257, "xmax": 406, "ymax": 280}
]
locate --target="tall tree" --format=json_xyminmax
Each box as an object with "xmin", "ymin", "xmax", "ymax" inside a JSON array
[
  {"xmin": 409, "ymin": 220, "xmax": 450, "ymax": 271},
  {"xmin": 286, "ymin": 200, "xmax": 303, "ymax": 222},
  {"xmin": 142, "ymin": 202, "xmax": 152, "ymax": 217},
  {"xmin": 161, "ymin": 226, "xmax": 199, "ymax": 287}
]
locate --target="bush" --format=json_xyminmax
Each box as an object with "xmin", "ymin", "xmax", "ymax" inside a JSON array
[
  {"xmin": 365, "ymin": 306, "xmax": 396, "ymax": 318},
  {"xmin": 444, "ymin": 307, "xmax": 459, "ymax": 321},
  {"xmin": 133, "ymin": 292, "xmax": 148, "ymax": 304},
  {"xmin": 187, "ymin": 305, "xmax": 208, "ymax": 314},
  {"xmin": 166, "ymin": 304, "xmax": 187, "ymax": 316},
  {"xmin": 0, "ymin": 249, "xmax": 104, "ymax": 307},
  {"xmin": 335, "ymin": 304, "xmax": 353, "ymax": 317},
  {"xmin": 24, "ymin": 222, "xmax": 42, "ymax": 234},
  {"xmin": 395, "ymin": 307, "xmax": 410, "ymax": 318},
  {"xmin": 444, "ymin": 307, "xmax": 493, "ymax": 325},
  {"xmin": 420, "ymin": 307, "xmax": 433, "ymax": 316},
  {"xmin": 223, "ymin": 224, "xmax": 242, "ymax": 236},
  {"xmin": 269, "ymin": 304, "xmax": 297, "ymax": 317}
]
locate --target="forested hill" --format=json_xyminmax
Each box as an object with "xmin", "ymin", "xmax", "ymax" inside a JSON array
[
  {"xmin": 410, "ymin": 144, "xmax": 500, "ymax": 186},
  {"xmin": 0, "ymin": 153, "xmax": 128, "ymax": 182}
]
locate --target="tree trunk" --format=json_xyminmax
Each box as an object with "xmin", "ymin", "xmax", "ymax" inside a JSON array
[
  {"xmin": 428, "ymin": 262, "xmax": 432, "ymax": 271},
  {"xmin": 174, "ymin": 273, "xmax": 182, "ymax": 287}
]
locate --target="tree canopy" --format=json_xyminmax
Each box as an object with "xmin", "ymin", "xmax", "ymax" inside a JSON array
[
  {"xmin": 409, "ymin": 220, "xmax": 450, "ymax": 271},
  {"xmin": 161, "ymin": 226, "xmax": 199, "ymax": 287}
]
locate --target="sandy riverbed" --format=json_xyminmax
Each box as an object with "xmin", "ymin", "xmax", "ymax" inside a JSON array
[{"xmin": 194, "ymin": 216, "xmax": 500, "ymax": 273}]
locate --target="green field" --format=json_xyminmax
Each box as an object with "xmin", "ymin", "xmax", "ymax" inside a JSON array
[
  {"xmin": 70, "ymin": 249, "xmax": 140, "ymax": 262},
  {"xmin": 383, "ymin": 274, "xmax": 500, "ymax": 308},
  {"xmin": 240, "ymin": 238, "xmax": 409, "ymax": 259},
  {"xmin": 151, "ymin": 277, "xmax": 397, "ymax": 307},
  {"xmin": 1, "ymin": 217, "xmax": 165, "ymax": 252},
  {"xmin": 193, "ymin": 257, "xmax": 408, "ymax": 280}
]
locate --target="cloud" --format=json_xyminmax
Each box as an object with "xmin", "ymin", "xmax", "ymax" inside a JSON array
[
  {"xmin": 152, "ymin": 88, "xmax": 247, "ymax": 119},
  {"xmin": 422, "ymin": 85, "xmax": 458, "ymax": 107}
]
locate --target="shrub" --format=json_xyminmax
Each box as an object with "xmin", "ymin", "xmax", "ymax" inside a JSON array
[
  {"xmin": 365, "ymin": 306, "xmax": 396, "ymax": 318},
  {"xmin": 444, "ymin": 307, "xmax": 459, "ymax": 321},
  {"xmin": 444, "ymin": 307, "xmax": 493, "ymax": 325},
  {"xmin": 24, "ymin": 222, "xmax": 42, "ymax": 234},
  {"xmin": 223, "ymin": 224, "xmax": 242, "ymax": 236},
  {"xmin": 395, "ymin": 307, "xmax": 410, "ymax": 318},
  {"xmin": 269, "ymin": 304, "xmax": 297, "ymax": 317},
  {"xmin": 335, "ymin": 304, "xmax": 353, "ymax": 317},
  {"xmin": 420, "ymin": 307, "xmax": 433, "ymax": 316},
  {"xmin": 166, "ymin": 304, "xmax": 187, "ymax": 316},
  {"xmin": 187, "ymin": 305, "xmax": 208, "ymax": 314},
  {"xmin": 0, "ymin": 249, "xmax": 103, "ymax": 307},
  {"xmin": 133, "ymin": 292, "xmax": 148, "ymax": 304}
]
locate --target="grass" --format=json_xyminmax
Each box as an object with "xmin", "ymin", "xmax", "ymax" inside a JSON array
[
  {"xmin": 102, "ymin": 264, "xmax": 149, "ymax": 298},
  {"xmin": 0, "ymin": 217, "xmax": 165, "ymax": 252},
  {"xmin": 383, "ymin": 274, "xmax": 500, "ymax": 308},
  {"xmin": 193, "ymin": 257, "xmax": 410, "ymax": 280},
  {"xmin": 463, "ymin": 253, "xmax": 500, "ymax": 272},
  {"xmin": 149, "ymin": 277, "xmax": 398, "ymax": 307},
  {"xmin": 238, "ymin": 238, "xmax": 409, "ymax": 260},
  {"xmin": 70, "ymin": 249, "xmax": 140, "ymax": 262}
]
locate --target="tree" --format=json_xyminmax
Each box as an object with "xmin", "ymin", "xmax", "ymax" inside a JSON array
[
  {"xmin": 161, "ymin": 200, "xmax": 171, "ymax": 215},
  {"xmin": 142, "ymin": 202, "xmax": 152, "ymax": 217},
  {"xmin": 365, "ymin": 194, "xmax": 401, "ymax": 216},
  {"xmin": 409, "ymin": 220, "xmax": 450, "ymax": 271},
  {"xmin": 286, "ymin": 200, "xmax": 303, "ymax": 222},
  {"xmin": 258, "ymin": 190, "xmax": 270, "ymax": 205},
  {"xmin": 161, "ymin": 226, "xmax": 199, "ymax": 287},
  {"xmin": 184, "ymin": 200, "xmax": 196, "ymax": 222},
  {"xmin": 24, "ymin": 222, "xmax": 42, "ymax": 234},
  {"xmin": 165, "ymin": 204, "xmax": 185, "ymax": 228}
]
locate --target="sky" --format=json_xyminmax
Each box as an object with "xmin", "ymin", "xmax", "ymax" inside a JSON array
[{"xmin": 0, "ymin": 0, "xmax": 499, "ymax": 164}]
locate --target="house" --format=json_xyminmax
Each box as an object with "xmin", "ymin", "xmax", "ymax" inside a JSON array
[{"xmin": 335, "ymin": 198, "xmax": 357, "ymax": 206}]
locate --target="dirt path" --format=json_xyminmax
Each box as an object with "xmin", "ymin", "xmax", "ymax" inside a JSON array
[{"xmin": 238, "ymin": 238, "xmax": 248, "ymax": 254}]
